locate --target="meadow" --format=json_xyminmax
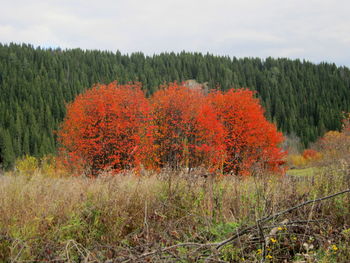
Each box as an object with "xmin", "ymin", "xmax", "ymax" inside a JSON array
[{"xmin": 0, "ymin": 163, "xmax": 349, "ymax": 262}]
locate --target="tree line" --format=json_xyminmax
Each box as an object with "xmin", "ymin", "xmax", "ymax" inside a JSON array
[{"xmin": 0, "ymin": 43, "xmax": 350, "ymax": 169}]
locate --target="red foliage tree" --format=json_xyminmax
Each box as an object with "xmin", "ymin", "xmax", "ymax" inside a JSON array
[
  {"xmin": 149, "ymin": 83, "xmax": 225, "ymax": 171},
  {"xmin": 59, "ymin": 81, "xmax": 286, "ymax": 176},
  {"xmin": 208, "ymin": 89, "xmax": 286, "ymax": 175},
  {"xmin": 58, "ymin": 82, "xmax": 151, "ymax": 175}
]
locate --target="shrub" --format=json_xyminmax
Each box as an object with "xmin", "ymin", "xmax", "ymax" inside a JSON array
[
  {"xmin": 149, "ymin": 83, "xmax": 225, "ymax": 171},
  {"xmin": 208, "ymin": 88, "xmax": 286, "ymax": 175},
  {"xmin": 58, "ymin": 81, "xmax": 286, "ymax": 176},
  {"xmin": 289, "ymin": 154, "xmax": 307, "ymax": 168},
  {"xmin": 15, "ymin": 155, "xmax": 38, "ymax": 176},
  {"xmin": 58, "ymin": 82, "xmax": 151, "ymax": 176}
]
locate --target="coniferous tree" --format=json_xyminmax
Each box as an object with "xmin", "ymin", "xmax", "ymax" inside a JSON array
[
  {"xmin": 0, "ymin": 43, "xmax": 350, "ymax": 168},
  {"xmin": 0, "ymin": 129, "xmax": 15, "ymax": 169}
]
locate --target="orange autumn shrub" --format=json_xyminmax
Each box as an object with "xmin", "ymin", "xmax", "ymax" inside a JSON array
[
  {"xmin": 149, "ymin": 83, "xmax": 225, "ymax": 171},
  {"xmin": 58, "ymin": 82, "xmax": 151, "ymax": 176},
  {"xmin": 302, "ymin": 149, "xmax": 322, "ymax": 163},
  {"xmin": 58, "ymin": 81, "xmax": 286, "ymax": 176},
  {"xmin": 208, "ymin": 89, "xmax": 286, "ymax": 175}
]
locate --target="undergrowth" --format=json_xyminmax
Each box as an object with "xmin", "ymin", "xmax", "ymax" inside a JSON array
[{"xmin": 0, "ymin": 167, "xmax": 349, "ymax": 262}]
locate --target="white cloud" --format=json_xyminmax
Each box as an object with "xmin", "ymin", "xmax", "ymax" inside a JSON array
[{"xmin": 0, "ymin": 0, "xmax": 349, "ymax": 66}]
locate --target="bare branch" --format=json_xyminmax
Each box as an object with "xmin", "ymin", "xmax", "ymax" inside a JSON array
[
  {"xmin": 115, "ymin": 188, "xmax": 350, "ymax": 262},
  {"xmin": 215, "ymin": 188, "xmax": 350, "ymax": 249}
]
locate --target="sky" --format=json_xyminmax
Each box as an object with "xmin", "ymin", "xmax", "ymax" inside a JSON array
[{"xmin": 1, "ymin": 0, "xmax": 350, "ymax": 66}]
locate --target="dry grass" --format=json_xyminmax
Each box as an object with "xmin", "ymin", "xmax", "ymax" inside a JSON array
[{"xmin": 0, "ymin": 168, "xmax": 349, "ymax": 262}]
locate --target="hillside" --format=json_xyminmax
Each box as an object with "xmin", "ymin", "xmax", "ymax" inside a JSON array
[{"xmin": 1, "ymin": 43, "xmax": 350, "ymax": 168}]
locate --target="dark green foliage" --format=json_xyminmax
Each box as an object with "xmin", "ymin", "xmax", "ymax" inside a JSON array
[
  {"xmin": 0, "ymin": 43, "xmax": 350, "ymax": 168},
  {"xmin": 0, "ymin": 128, "xmax": 15, "ymax": 169}
]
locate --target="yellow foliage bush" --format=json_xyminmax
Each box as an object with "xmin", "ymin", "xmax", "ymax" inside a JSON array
[
  {"xmin": 289, "ymin": 154, "xmax": 307, "ymax": 168},
  {"xmin": 15, "ymin": 155, "xmax": 38, "ymax": 176},
  {"xmin": 14, "ymin": 155, "xmax": 68, "ymax": 178},
  {"xmin": 40, "ymin": 155, "xmax": 57, "ymax": 177},
  {"xmin": 40, "ymin": 155, "xmax": 68, "ymax": 178}
]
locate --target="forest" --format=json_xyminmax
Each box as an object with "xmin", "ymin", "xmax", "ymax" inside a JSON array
[{"xmin": 1, "ymin": 43, "xmax": 350, "ymax": 169}]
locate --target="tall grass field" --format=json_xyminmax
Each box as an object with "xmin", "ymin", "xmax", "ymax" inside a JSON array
[{"xmin": 0, "ymin": 166, "xmax": 349, "ymax": 262}]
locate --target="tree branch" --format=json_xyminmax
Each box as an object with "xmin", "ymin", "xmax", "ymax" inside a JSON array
[
  {"xmin": 215, "ymin": 188, "xmax": 350, "ymax": 249},
  {"xmin": 119, "ymin": 188, "xmax": 350, "ymax": 261}
]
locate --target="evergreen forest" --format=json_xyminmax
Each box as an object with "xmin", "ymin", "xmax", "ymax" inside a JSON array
[{"xmin": 1, "ymin": 43, "xmax": 350, "ymax": 169}]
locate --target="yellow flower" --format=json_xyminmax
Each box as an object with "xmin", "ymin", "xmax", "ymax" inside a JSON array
[
  {"xmin": 278, "ymin": 227, "xmax": 283, "ymax": 231},
  {"xmin": 266, "ymin": 254, "xmax": 273, "ymax": 259},
  {"xmin": 332, "ymin": 244, "xmax": 338, "ymax": 251},
  {"xmin": 292, "ymin": 236, "xmax": 297, "ymax": 241},
  {"xmin": 257, "ymin": 249, "xmax": 262, "ymax": 255},
  {"xmin": 270, "ymin": 237, "xmax": 277, "ymax": 243}
]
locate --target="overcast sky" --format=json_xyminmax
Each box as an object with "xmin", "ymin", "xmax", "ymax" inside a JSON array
[{"xmin": 1, "ymin": 0, "xmax": 349, "ymax": 66}]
